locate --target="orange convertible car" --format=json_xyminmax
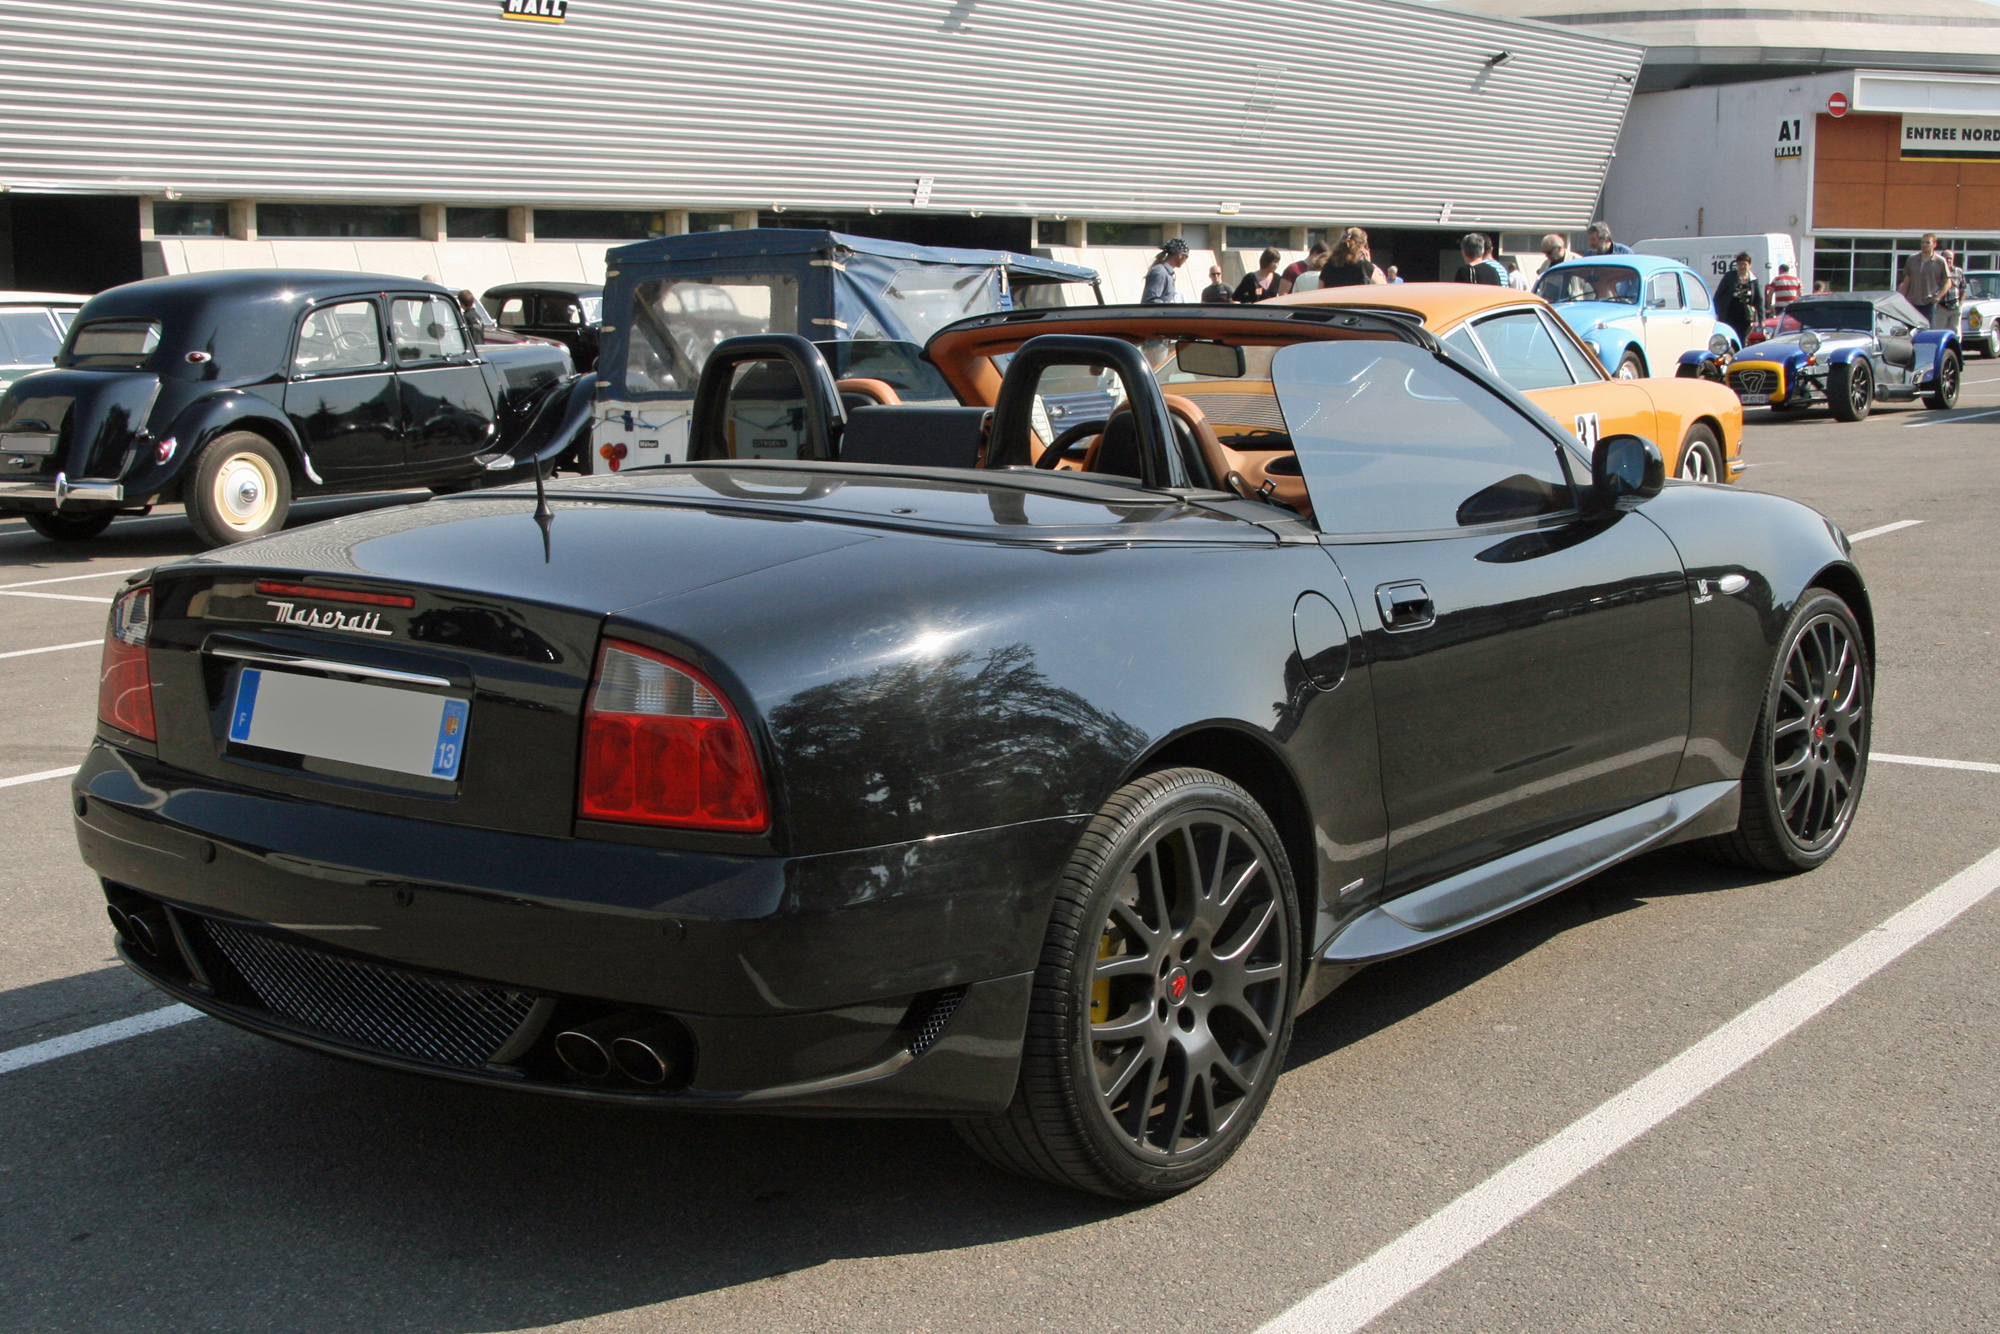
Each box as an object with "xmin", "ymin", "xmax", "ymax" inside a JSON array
[{"xmin": 1278, "ymin": 284, "xmax": 1744, "ymax": 483}]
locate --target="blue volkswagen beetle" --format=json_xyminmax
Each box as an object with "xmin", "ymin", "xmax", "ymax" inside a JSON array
[{"xmin": 1535, "ymin": 254, "xmax": 1740, "ymax": 379}]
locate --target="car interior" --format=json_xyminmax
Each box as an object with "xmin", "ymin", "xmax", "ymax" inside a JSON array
[{"xmin": 685, "ymin": 329, "xmax": 1325, "ymax": 521}]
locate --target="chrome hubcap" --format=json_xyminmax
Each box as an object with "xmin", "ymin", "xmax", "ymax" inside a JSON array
[
  {"xmin": 1086, "ymin": 813, "xmax": 1289, "ymax": 1162},
  {"xmin": 215, "ymin": 453, "xmax": 277, "ymax": 530}
]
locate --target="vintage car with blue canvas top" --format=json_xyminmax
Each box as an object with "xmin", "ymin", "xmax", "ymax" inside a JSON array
[
  {"xmin": 1536, "ymin": 254, "xmax": 1741, "ymax": 379},
  {"xmin": 590, "ymin": 229, "xmax": 1099, "ymax": 472},
  {"xmin": 0, "ymin": 270, "xmax": 595, "ymax": 546},
  {"xmin": 1678, "ymin": 290, "xmax": 1961, "ymax": 422}
]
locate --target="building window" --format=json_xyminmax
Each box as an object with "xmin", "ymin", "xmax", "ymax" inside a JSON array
[
  {"xmin": 688, "ymin": 212, "xmax": 738, "ymax": 233},
  {"xmin": 535, "ymin": 209, "xmax": 667, "ymax": 240},
  {"xmin": 447, "ymin": 207, "xmax": 508, "ymax": 239},
  {"xmin": 152, "ymin": 201, "xmax": 230, "ymax": 237},
  {"xmin": 1087, "ymin": 221, "xmax": 1163, "ymax": 247},
  {"xmin": 1814, "ymin": 233, "xmax": 2000, "ymax": 292},
  {"xmin": 256, "ymin": 203, "xmax": 421, "ymax": 239},
  {"xmin": 1225, "ymin": 225, "xmax": 1288, "ymax": 250}
]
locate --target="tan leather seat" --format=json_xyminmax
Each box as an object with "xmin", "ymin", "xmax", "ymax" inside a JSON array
[{"xmin": 836, "ymin": 378, "xmax": 902, "ymax": 409}]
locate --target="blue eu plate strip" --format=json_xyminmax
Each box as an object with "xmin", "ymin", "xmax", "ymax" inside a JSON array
[
  {"xmin": 430, "ymin": 698, "xmax": 470, "ymax": 780},
  {"xmin": 228, "ymin": 669, "xmax": 261, "ymax": 743}
]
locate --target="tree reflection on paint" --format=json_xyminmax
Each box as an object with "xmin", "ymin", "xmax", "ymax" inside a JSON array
[{"xmin": 772, "ymin": 644, "xmax": 1146, "ymax": 846}]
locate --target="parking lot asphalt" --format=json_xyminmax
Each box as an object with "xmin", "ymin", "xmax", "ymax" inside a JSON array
[{"xmin": 0, "ymin": 386, "xmax": 1995, "ymax": 1333}]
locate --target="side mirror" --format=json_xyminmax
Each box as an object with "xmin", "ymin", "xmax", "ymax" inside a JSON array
[{"xmin": 1591, "ymin": 433, "xmax": 1664, "ymax": 507}]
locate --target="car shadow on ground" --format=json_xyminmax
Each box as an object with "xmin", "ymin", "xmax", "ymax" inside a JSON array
[
  {"xmin": 0, "ymin": 847, "xmax": 1778, "ymax": 1333},
  {"xmin": 0, "ymin": 986, "xmax": 1128, "ymax": 1333},
  {"xmin": 1285, "ymin": 843, "xmax": 1772, "ymax": 1071},
  {"xmin": 0, "ymin": 493, "xmax": 427, "ymax": 571}
]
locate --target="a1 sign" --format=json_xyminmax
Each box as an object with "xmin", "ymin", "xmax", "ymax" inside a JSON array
[
  {"xmin": 1776, "ymin": 116, "xmax": 1804, "ymax": 158},
  {"xmin": 1829, "ymin": 92, "xmax": 1849, "ymax": 117}
]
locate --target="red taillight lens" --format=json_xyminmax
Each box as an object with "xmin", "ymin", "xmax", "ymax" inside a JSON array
[
  {"xmin": 578, "ymin": 640, "xmax": 768, "ymax": 832},
  {"xmin": 98, "ymin": 585, "xmax": 155, "ymax": 741}
]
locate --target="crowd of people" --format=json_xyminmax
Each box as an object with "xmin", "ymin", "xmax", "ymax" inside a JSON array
[{"xmin": 1143, "ymin": 223, "xmax": 1978, "ymax": 330}]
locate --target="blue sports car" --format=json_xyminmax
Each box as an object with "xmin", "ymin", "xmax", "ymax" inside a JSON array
[
  {"xmin": 1536, "ymin": 254, "xmax": 1741, "ymax": 379},
  {"xmin": 1679, "ymin": 291, "xmax": 1961, "ymax": 421}
]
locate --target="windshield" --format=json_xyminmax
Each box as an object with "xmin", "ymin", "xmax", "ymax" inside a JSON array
[
  {"xmin": 1535, "ymin": 265, "xmax": 1640, "ymax": 305},
  {"xmin": 623, "ymin": 276, "xmax": 799, "ymax": 395},
  {"xmin": 65, "ymin": 320, "xmax": 162, "ymax": 369},
  {"xmin": 1964, "ymin": 273, "xmax": 2000, "ymax": 301},
  {"xmin": 1776, "ymin": 304, "xmax": 1871, "ymax": 334},
  {"xmin": 578, "ymin": 294, "xmax": 603, "ymax": 324},
  {"xmin": 849, "ymin": 266, "xmax": 1005, "ymax": 344},
  {"xmin": 815, "ymin": 340, "xmax": 956, "ymax": 403}
]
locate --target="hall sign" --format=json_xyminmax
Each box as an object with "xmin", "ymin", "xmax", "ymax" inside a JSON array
[
  {"xmin": 1900, "ymin": 113, "xmax": 2000, "ymax": 162},
  {"xmin": 498, "ymin": 0, "xmax": 567, "ymax": 21}
]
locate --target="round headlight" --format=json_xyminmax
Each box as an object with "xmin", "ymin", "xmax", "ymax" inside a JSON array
[
  {"xmin": 1799, "ymin": 331, "xmax": 1821, "ymax": 356},
  {"xmin": 1708, "ymin": 333, "xmax": 1732, "ymax": 356}
]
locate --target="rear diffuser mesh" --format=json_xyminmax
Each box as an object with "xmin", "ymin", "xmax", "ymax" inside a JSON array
[{"xmin": 201, "ymin": 920, "xmax": 537, "ymax": 1070}]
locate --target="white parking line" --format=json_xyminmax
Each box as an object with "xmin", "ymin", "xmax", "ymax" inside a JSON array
[
  {"xmin": 0, "ymin": 639, "xmax": 100, "ymax": 660},
  {"xmin": 0, "ymin": 1004, "xmax": 202, "ymax": 1076},
  {"xmin": 1257, "ymin": 843, "xmax": 2000, "ymax": 1334},
  {"xmin": 0, "ymin": 766, "xmax": 81, "ymax": 789},
  {"xmin": 1876, "ymin": 752, "xmax": 2000, "ymax": 775},
  {"xmin": 0, "ymin": 568, "xmax": 141, "ymax": 590},
  {"xmin": 1904, "ymin": 407, "xmax": 2000, "ymax": 428},
  {"xmin": 1848, "ymin": 519, "xmax": 1923, "ymax": 542},
  {"xmin": 0, "ymin": 590, "xmax": 114, "ymax": 604}
]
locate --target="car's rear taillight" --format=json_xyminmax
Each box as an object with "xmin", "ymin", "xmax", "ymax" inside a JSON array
[
  {"xmin": 579, "ymin": 639, "xmax": 768, "ymax": 833},
  {"xmin": 98, "ymin": 584, "xmax": 155, "ymax": 741}
]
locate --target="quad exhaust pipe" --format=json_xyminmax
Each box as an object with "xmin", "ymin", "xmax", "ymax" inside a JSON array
[
  {"xmin": 553, "ymin": 1011, "xmax": 693, "ymax": 1087},
  {"xmin": 108, "ymin": 903, "xmax": 174, "ymax": 959}
]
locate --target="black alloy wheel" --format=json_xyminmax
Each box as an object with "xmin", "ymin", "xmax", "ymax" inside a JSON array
[
  {"xmin": 957, "ymin": 768, "xmax": 1298, "ymax": 1200},
  {"xmin": 1829, "ymin": 359, "xmax": 1873, "ymax": 422},
  {"xmin": 1924, "ymin": 350, "xmax": 1961, "ymax": 410},
  {"xmin": 1676, "ymin": 424, "xmax": 1722, "ymax": 482},
  {"xmin": 24, "ymin": 511, "xmax": 115, "ymax": 542},
  {"xmin": 1711, "ymin": 589, "xmax": 1870, "ymax": 873}
]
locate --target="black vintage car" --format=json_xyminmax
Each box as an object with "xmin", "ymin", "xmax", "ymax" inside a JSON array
[
  {"xmin": 0, "ymin": 271, "xmax": 595, "ymax": 546},
  {"xmin": 483, "ymin": 281, "xmax": 603, "ymax": 372},
  {"xmin": 77, "ymin": 305, "xmax": 1872, "ymax": 1200}
]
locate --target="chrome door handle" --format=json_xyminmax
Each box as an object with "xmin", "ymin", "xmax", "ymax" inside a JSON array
[{"xmin": 1376, "ymin": 581, "xmax": 1435, "ymax": 631}]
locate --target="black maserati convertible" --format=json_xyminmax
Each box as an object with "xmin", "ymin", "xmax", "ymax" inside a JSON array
[{"xmin": 76, "ymin": 303, "xmax": 1872, "ymax": 1200}]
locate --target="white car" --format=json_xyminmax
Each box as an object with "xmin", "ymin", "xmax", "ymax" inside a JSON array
[
  {"xmin": 1958, "ymin": 271, "xmax": 2000, "ymax": 358},
  {"xmin": 0, "ymin": 292, "xmax": 87, "ymax": 392}
]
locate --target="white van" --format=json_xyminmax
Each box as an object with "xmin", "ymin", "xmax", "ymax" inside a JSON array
[{"xmin": 1635, "ymin": 234, "xmax": 1799, "ymax": 288}]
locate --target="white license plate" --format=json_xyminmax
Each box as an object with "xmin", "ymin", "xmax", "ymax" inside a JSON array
[
  {"xmin": 0, "ymin": 433, "xmax": 56, "ymax": 455},
  {"xmin": 1740, "ymin": 393, "xmax": 1770, "ymax": 405},
  {"xmin": 228, "ymin": 668, "xmax": 469, "ymax": 781}
]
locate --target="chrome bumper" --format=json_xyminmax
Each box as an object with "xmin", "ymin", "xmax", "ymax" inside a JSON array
[{"xmin": 0, "ymin": 473, "xmax": 125, "ymax": 505}]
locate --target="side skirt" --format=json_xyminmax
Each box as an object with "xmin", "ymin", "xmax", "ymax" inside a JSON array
[{"xmin": 1316, "ymin": 780, "xmax": 1740, "ymax": 968}]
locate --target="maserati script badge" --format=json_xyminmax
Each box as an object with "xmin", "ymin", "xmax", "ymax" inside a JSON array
[{"xmin": 265, "ymin": 599, "xmax": 394, "ymax": 637}]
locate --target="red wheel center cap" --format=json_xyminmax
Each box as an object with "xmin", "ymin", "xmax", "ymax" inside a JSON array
[{"xmin": 1167, "ymin": 968, "xmax": 1190, "ymax": 1003}]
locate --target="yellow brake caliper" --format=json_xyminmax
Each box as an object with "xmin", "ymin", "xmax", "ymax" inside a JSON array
[{"xmin": 1090, "ymin": 927, "xmax": 1116, "ymax": 1024}]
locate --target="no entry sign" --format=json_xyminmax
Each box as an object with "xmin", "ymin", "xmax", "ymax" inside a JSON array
[{"xmin": 1829, "ymin": 92, "xmax": 1849, "ymax": 117}]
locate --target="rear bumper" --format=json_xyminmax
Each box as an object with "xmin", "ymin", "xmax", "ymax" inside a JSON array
[
  {"xmin": 0, "ymin": 474, "xmax": 125, "ymax": 507},
  {"xmin": 74, "ymin": 740, "xmax": 1076, "ymax": 1114}
]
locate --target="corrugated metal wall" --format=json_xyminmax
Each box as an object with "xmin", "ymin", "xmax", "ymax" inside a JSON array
[{"xmin": 0, "ymin": 0, "xmax": 1642, "ymax": 228}]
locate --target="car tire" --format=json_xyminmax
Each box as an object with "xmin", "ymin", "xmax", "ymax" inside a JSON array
[
  {"xmin": 1709, "ymin": 589, "xmax": 1871, "ymax": 874},
  {"xmin": 1923, "ymin": 350, "xmax": 1961, "ymax": 410},
  {"xmin": 955, "ymin": 767, "xmax": 1299, "ymax": 1200},
  {"xmin": 24, "ymin": 511, "xmax": 116, "ymax": 542},
  {"xmin": 1828, "ymin": 359, "xmax": 1872, "ymax": 422},
  {"xmin": 1676, "ymin": 425, "xmax": 1722, "ymax": 482},
  {"xmin": 185, "ymin": 431, "xmax": 292, "ymax": 548},
  {"xmin": 1615, "ymin": 349, "xmax": 1645, "ymax": 379}
]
